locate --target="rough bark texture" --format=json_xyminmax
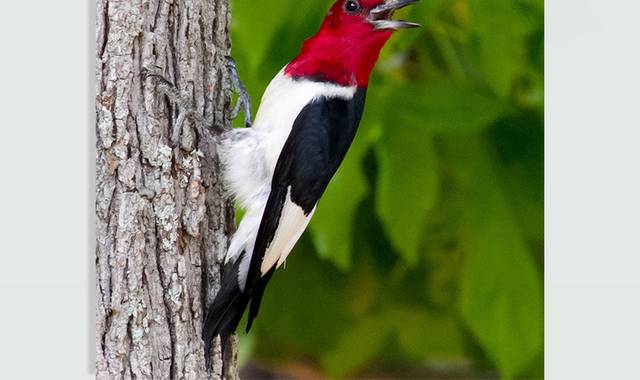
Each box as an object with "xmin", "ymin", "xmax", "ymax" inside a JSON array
[{"xmin": 95, "ymin": 0, "xmax": 237, "ymax": 378}]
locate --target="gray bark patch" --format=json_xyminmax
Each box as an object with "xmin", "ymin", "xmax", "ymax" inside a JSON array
[{"xmin": 95, "ymin": 0, "xmax": 237, "ymax": 378}]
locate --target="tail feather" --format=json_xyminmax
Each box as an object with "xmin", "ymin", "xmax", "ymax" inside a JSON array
[
  {"xmin": 203, "ymin": 256, "xmax": 250, "ymax": 368},
  {"xmin": 202, "ymin": 255, "xmax": 276, "ymax": 366},
  {"xmin": 245, "ymin": 267, "xmax": 275, "ymax": 333}
]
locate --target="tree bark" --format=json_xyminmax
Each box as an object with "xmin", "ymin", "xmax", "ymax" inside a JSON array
[{"xmin": 95, "ymin": 0, "xmax": 237, "ymax": 378}]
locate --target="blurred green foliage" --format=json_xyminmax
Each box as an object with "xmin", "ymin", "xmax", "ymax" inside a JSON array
[{"xmin": 230, "ymin": 0, "xmax": 543, "ymax": 378}]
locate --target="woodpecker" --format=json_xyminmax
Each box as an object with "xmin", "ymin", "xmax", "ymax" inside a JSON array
[{"xmin": 204, "ymin": 0, "xmax": 420, "ymax": 360}]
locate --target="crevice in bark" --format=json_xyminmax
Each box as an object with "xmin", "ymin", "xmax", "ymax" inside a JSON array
[{"xmin": 99, "ymin": 0, "xmax": 110, "ymax": 59}]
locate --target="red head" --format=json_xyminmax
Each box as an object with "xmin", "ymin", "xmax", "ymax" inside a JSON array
[{"xmin": 285, "ymin": 0, "xmax": 420, "ymax": 88}]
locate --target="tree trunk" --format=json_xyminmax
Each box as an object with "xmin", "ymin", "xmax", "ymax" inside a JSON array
[{"xmin": 95, "ymin": 0, "xmax": 237, "ymax": 378}]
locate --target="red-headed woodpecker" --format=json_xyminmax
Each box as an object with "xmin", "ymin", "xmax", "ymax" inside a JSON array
[{"xmin": 204, "ymin": 0, "xmax": 420, "ymax": 360}]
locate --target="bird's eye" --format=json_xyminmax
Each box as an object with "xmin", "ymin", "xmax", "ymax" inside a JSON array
[{"xmin": 344, "ymin": 0, "xmax": 361, "ymax": 14}]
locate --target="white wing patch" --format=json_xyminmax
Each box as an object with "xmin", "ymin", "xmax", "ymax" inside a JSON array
[{"xmin": 260, "ymin": 187, "xmax": 316, "ymax": 275}]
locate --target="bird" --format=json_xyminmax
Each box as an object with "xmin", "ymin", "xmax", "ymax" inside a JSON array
[{"xmin": 203, "ymin": 0, "xmax": 420, "ymax": 362}]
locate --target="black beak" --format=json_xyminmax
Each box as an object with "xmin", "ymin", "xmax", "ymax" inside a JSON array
[{"xmin": 369, "ymin": 0, "xmax": 421, "ymax": 30}]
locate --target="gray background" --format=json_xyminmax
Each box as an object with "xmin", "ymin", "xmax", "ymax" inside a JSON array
[{"xmin": 0, "ymin": 1, "xmax": 95, "ymax": 379}]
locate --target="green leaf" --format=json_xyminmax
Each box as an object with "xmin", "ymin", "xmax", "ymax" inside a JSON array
[
  {"xmin": 375, "ymin": 117, "xmax": 438, "ymax": 265},
  {"xmin": 468, "ymin": 0, "xmax": 523, "ymax": 98},
  {"xmin": 321, "ymin": 315, "xmax": 391, "ymax": 378},
  {"xmin": 231, "ymin": 0, "xmax": 296, "ymax": 73},
  {"xmin": 449, "ymin": 139, "xmax": 543, "ymax": 378},
  {"xmin": 492, "ymin": 112, "xmax": 544, "ymax": 241},
  {"xmin": 309, "ymin": 135, "xmax": 370, "ymax": 270},
  {"xmin": 231, "ymin": 0, "xmax": 328, "ymax": 73},
  {"xmin": 379, "ymin": 84, "xmax": 503, "ymax": 134},
  {"xmin": 390, "ymin": 308, "xmax": 465, "ymax": 360}
]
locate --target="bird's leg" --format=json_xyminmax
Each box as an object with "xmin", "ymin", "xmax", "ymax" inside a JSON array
[
  {"xmin": 226, "ymin": 56, "xmax": 253, "ymax": 128},
  {"xmin": 143, "ymin": 58, "xmax": 252, "ymax": 144},
  {"xmin": 142, "ymin": 69, "xmax": 214, "ymax": 146}
]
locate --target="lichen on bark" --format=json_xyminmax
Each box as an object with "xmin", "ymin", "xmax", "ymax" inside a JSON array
[{"xmin": 95, "ymin": 0, "xmax": 237, "ymax": 378}]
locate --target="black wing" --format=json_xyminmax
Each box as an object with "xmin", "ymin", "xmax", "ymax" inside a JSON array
[
  {"xmin": 203, "ymin": 88, "xmax": 367, "ymax": 361},
  {"xmin": 245, "ymin": 88, "xmax": 367, "ymax": 328}
]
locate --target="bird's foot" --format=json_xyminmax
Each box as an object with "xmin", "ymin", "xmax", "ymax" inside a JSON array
[
  {"xmin": 226, "ymin": 56, "xmax": 253, "ymax": 128},
  {"xmin": 142, "ymin": 69, "xmax": 216, "ymax": 146}
]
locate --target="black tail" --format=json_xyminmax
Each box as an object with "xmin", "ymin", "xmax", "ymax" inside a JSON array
[
  {"xmin": 203, "ymin": 257, "xmax": 250, "ymax": 368},
  {"xmin": 245, "ymin": 267, "xmax": 275, "ymax": 333},
  {"xmin": 202, "ymin": 255, "xmax": 277, "ymax": 367}
]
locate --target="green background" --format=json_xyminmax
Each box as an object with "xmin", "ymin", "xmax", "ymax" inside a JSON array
[{"xmin": 229, "ymin": 0, "xmax": 543, "ymax": 378}]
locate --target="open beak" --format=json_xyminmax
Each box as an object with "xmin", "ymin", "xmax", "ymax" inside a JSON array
[{"xmin": 369, "ymin": 0, "xmax": 421, "ymax": 30}]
